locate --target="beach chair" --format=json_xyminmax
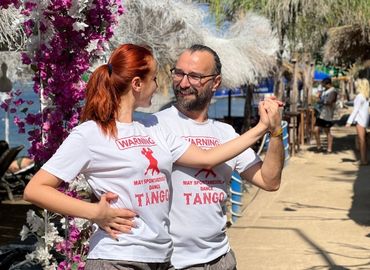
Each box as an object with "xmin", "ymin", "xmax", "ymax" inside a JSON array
[
  {"xmin": 0, "ymin": 140, "xmax": 9, "ymax": 157},
  {"xmin": 0, "ymin": 145, "xmax": 24, "ymax": 201}
]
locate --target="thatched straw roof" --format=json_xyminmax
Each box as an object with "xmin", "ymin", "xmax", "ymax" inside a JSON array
[
  {"xmin": 323, "ymin": 25, "xmax": 370, "ymax": 64},
  {"xmin": 112, "ymin": 0, "xmax": 278, "ymax": 90},
  {"xmin": 204, "ymin": 12, "xmax": 277, "ymax": 88}
]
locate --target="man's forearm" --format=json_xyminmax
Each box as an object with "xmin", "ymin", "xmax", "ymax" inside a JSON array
[{"xmin": 260, "ymin": 136, "xmax": 284, "ymax": 190}]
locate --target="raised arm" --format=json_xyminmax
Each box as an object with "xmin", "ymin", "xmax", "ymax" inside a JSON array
[
  {"xmin": 241, "ymin": 98, "xmax": 284, "ymax": 191},
  {"xmin": 346, "ymin": 94, "xmax": 362, "ymax": 126},
  {"xmin": 176, "ymin": 100, "xmax": 275, "ymax": 168}
]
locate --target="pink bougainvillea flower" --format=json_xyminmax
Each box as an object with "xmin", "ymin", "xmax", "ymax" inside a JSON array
[{"xmin": 1, "ymin": 0, "xmax": 123, "ymax": 267}]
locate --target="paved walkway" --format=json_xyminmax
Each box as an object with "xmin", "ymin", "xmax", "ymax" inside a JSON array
[{"xmin": 228, "ymin": 125, "xmax": 370, "ymax": 270}]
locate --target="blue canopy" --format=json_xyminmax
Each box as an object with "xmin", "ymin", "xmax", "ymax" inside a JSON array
[{"xmin": 314, "ymin": 70, "xmax": 331, "ymax": 81}]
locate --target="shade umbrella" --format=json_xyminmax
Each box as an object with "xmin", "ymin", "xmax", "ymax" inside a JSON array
[{"xmin": 314, "ymin": 70, "xmax": 331, "ymax": 81}]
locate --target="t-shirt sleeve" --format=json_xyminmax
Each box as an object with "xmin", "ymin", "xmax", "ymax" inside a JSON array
[
  {"xmin": 228, "ymin": 132, "xmax": 261, "ymax": 173},
  {"xmin": 347, "ymin": 94, "xmax": 362, "ymax": 124},
  {"xmin": 158, "ymin": 126, "xmax": 191, "ymax": 162},
  {"xmin": 42, "ymin": 128, "xmax": 92, "ymax": 183}
]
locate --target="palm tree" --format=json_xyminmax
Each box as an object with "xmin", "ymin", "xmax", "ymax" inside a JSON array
[{"xmin": 198, "ymin": 0, "xmax": 370, "ymax": 109}]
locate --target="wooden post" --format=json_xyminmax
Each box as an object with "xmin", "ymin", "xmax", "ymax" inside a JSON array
[
  {"xmin": 308, "ymin": 62, "xmax": 315, "ymax": 106},
  {"xmin": 289, "ymin": 57, "xmax": 299, "ymax": 155},
  {"xmin": 290, "ymin": 57, "xmax": 298, "ymax": 113}
]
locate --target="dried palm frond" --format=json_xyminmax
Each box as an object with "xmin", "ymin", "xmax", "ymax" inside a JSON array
[
  {"xmin": 204, "ymin": 12, "xmax": 278, "ymax": 88},
  {"xmin": 111, "ymin": 0, "xmax": 204, "ymax": 95},
  {"xmin": 0, "ymin": 6, "xmax": 27, "ymax": 51},
  {"xmin": 110, "ymin": 0, "xmax": 206, "ymax": 112},
  {"xmin": 113, "ymin": 2, "xmax": 277, "ymax": 90}
]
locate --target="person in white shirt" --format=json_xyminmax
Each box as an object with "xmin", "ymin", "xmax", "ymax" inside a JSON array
[
  {"xmin": 346, "ymin": 78, "xmax": 370, "ymax": 165},
  {"xmin": 103, "ymin": 44, "xmax": 284, "ymax": 270},
  {"xmin": 23, "ymin": 44, "xmax": 281, "ymax": 270},
  {"xmin": 314, "ymin": 77, "xmax": 338, "ymax": 153}
]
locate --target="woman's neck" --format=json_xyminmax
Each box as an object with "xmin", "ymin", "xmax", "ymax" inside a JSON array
[{"xmin": 117, "ymin": 98, "xmax": 135, "ymax": 123}]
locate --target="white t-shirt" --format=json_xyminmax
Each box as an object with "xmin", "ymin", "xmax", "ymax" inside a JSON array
[
  {"xmin": 319, "ymin": 87, "xmax": 337, "ymax": 121},
  {"xmin": 42, "ymin": 120, "xmax": 190, "ymax": 262},
  {"xmin": 347, "ymin": 93, "xmax": 369, "ymax": 128},
  {"xmin": 153, "ymin": 106, "xmax": 261, "ymax": 269}
]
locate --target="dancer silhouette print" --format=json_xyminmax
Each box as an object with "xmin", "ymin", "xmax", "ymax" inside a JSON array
[
  {"xmin": 141, "ymin": 148, "xmax": 160, "ymax": 175},
  {"xmin": 194, "ymin": 168, "xmax": 216, "ymax": 178}
]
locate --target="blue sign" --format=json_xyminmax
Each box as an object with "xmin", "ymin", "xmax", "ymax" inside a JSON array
[
  {"xmin": 214, "ymin": 88, "xmax": 244, "ymax": 98},
  {"xmin": 254, "ymin": 78, "xmax": 274, "ymax": 93}
]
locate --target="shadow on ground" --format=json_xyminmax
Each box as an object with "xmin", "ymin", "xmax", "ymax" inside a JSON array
[
  {"xmin": 307, "ymin": 120, "xmax": 370, "ymax": 226},
  {"xmin": 349, "ymin": 164, "xmax": 370, "ymax": 226}
]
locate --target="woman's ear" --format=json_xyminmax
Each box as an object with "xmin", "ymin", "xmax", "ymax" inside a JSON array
[{"xmin": 131, "ymin": 76, "xmax": 142, "ymax": 92}]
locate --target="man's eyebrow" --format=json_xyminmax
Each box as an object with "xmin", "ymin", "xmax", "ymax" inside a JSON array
[
  {"xmin": 188, "ymin": 72, "xmax": 203, "ymax": 76},
  {"xmin": 174, "ymin": 68, "xmax": 203, "ymax": 76}
]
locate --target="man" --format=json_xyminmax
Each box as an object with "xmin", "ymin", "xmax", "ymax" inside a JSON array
[
  {"xmin": 314, "ymin": 77, "xmax": 338, "ymax": 153},
  {"xmin": 103, "ymin": 44, "xmax": 284, "ymax": 269},
  {"xmin": 156, "ymin": 44, "xmax": 283, "ymax": 269}
]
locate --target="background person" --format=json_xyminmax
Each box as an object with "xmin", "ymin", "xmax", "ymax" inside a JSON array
[
  {"xmin": 0, "ymin": 62, "xmax": 12, "ymax": 93},
  {"xmin": 314, "ymin": 77, "xmax": 338, "ymax": 153},
  {"xmin": 346, "ymin": 78, "xmax": 370, "ymax": 165},
  {"xmin": 23, "ymin": 43, "xmax": 279, "ymax": 270}
]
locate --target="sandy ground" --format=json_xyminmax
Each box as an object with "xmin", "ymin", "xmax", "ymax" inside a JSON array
[
  {"xmin": 228, "ymin": 122, "xmax": 370, "ymax": 270},
  {"xmin": 0, "ymin": 108, "xmax": 369, "ymax": 270}
]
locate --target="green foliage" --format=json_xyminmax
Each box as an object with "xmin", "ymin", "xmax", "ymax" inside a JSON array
[{"xmin": 199, "ymin": 0, "xmax": 369, "ymax": 60}]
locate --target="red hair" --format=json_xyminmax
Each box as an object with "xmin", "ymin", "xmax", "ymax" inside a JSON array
[{"xmin": 80, "ymin": 44, "xmax": 154, "ymax": 137}]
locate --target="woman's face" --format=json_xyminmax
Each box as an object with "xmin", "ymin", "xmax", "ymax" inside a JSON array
[{"xmin": 136, "ymin": 58, "xmax": 158, "ymax": 108}]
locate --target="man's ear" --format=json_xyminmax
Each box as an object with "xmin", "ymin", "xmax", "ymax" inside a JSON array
[
  {"xmin": 131, "ymin": 77, "xmax": 142, "ymax": 92},
  {"xmin": 212, "ymin": 75, "xmax": 222, "ymax": 92}
]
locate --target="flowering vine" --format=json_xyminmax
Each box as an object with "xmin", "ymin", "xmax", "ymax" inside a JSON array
[
  {"xmin": 1, "ymin": 0, "xmax": 124, "ymax": 269},
  {"xmin": 0, "ymin": 0, "xmax": 21, "ymax": 9},
  {"xmin": 20, "ymin": 175, "xmax": 93, "ymax": 269},
  {"xmin": 9, "ymin": 0, "xmax": 124, "ymax": 164}
]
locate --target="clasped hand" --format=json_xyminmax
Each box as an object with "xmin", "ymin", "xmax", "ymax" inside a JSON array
[
  {"xmin": 94, "ymin": 97, "xmax": 283, "ymax": 239},
  {"xmin": 258, "ymin": 96, "xmax": 283, "ymax": 134}
]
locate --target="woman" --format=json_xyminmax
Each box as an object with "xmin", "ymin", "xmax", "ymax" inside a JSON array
[
  {"xmin": 346, "ymin": 78, "xmax": 370, "ymax": 165},
  {"xmin": 24, "ymin": 44, "xmax": 281, "ymax": 269}
]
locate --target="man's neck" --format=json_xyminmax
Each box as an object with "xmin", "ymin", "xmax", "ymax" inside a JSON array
[{"xmin": 174, "ymin": 105, "xmax": 209, "ymax": 123}]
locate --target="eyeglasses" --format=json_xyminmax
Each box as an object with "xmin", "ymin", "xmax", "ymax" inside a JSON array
[
  {"xmin": 153, "ymin": 77, "xmax": 158, "ymax": 87},
  {"xmin": 170, "ymin": 68, "xmax": 218, "ymax": 86}
]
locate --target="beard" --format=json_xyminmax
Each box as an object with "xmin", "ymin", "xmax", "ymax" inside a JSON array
[{"xmin": 173, "ymin": 85, "xmax": 214, "ymax": 112}]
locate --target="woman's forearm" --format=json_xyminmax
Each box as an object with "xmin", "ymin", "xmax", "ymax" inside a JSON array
[
  {"xmin": 177, "ymin": 123, "xmax": 267, "ymax": 168},
  {"xmin": 23, "ymin": 170, "xmax": 98, "ymax": 220}
]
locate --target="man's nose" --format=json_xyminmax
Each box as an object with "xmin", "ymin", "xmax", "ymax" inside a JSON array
[{"xmin": 179, "ymin": 74, "xmax": 191, "ymax": 88}]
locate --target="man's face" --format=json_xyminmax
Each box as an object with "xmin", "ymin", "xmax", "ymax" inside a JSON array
[
  {"xmin": 322, "ymin": 81, "xmax": 331, "ymax": 90},
  {"xmin": 172, "ymin": 50, "xmax": 220, "ymax": 112}
]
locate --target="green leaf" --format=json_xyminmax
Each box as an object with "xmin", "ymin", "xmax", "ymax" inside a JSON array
[{"xmin": 81, "ymin": 73, "xmax": 90, "ymax": 82}]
